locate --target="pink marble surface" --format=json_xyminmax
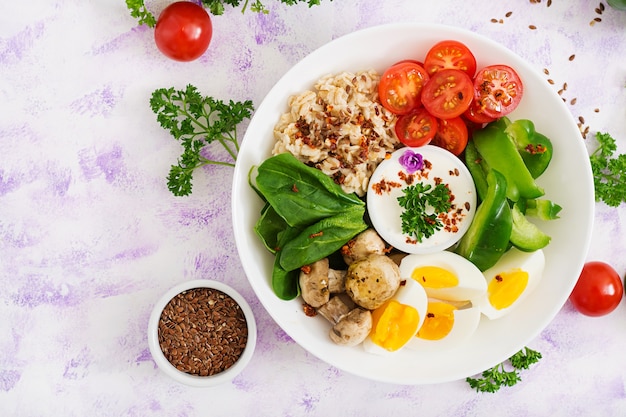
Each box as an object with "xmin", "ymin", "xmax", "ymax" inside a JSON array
[{"xmin": 1, "ymin": 0, "xmax": 626, "ymax": 415}]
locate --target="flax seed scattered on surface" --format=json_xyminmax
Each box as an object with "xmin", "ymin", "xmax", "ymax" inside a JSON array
[
  {"xmin": 529, "ymin": 25, "xmax": 537, "ymax": 30},
  {"xmin": 594, "ymin": 17, "xmax": 602, "ymax": 22},
  {"xmin": 570, "ymin": 98, "xmax": 577, "ymax": 105},
  {"xmin": 547, "ymin": 0, "xmax": 552, "ymax": 6},
  {"xmin": 569, "ymin": 54, "xmax": 576, "ymax": 61},
  {"xmin": 595, "ymin": 108, "xmax": 600, "ymax": 113},
  {"xmin": 600, "ymin": 2, "xmax": 605, "ymax": 11},
  {"xmin": 547, "ymin": 79, "xmax": 555, "ymax": 85},
  {"xmin": 579, "ymin": 116, "xmax": 586, "ymax": 124},
  {"xmin": 506, "ymin": 11, "xmax": 513, "ymax": 17},
  {"xmin": 543, "ymin": 68, "xmax": 550, "ymax": 75}
]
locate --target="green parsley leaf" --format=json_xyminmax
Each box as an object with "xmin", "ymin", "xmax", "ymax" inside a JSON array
[
  {"xmin": 150, "ymin": 85, "xmax": 254, "ymax": 196},
  {"xmin": 200, "ymin": 0, "xmax": 327, "ymax": 15},
  {"xmin": 125, "ymin": 0, "xmax": 157, "ymax": 27},
  {"xmin": 509, "ymin": 346, "xmax": 543, "ymax": 370},
  {"xmin": 589, "ymin": 132, "xmax": 626, "ymax": 207},
  {"xmin": 466, "ymin": 347, "xmax": 542, "ymax": 393},
  {"xmin": 397, "ymin": 183, "xmax": 452, "ymax": 242}
]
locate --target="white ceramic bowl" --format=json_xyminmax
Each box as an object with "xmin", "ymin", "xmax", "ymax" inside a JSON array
[
  {"xmin": 231, "ymin": 23, "xmax": 594, "ymax": 384},
  {"xmin": 147, "ymin": 279, "xmax": 257, "ymax": 387}
]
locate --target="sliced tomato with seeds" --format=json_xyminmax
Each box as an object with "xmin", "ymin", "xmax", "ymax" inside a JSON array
[
  {"xmin": 421, "ymin": 68, "xmax": 474, "ymax": 120},
  {"xmin": 394, "ymin": 107, "xmax": 438, "ymax": 147},
  {"xmin": 473, "ymin": 64, "xmax": 524, "ymax": 119},
  {"xmin": 424, "ymin": 40, "xmax": 477, "ymax": 77},
  {"xmin": 379, "ymin": 62, "xmax": 430, "ymax": 115},
  {"xmin": 463, "ymin": 100, "xmax": 496, "ymax": 125},
  {"xmin": 431, "ymin": 117, "xmax": 469, "ymax": 156}
]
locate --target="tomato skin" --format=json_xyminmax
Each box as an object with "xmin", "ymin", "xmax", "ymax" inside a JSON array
[
  {"xmin": 431, "ymin": 117, "xmax": 468, "ymax": 155},
  {"xmin": 394, "ymin": 107, "xmax": 438, "ymax": 147},
  {"xmin": 473, "ymin": 64, "xmax": 523, "ymax": 119},
  {"xmin": 569, "ymin": 261, "xmax": 624, "ymax": 317},
  {"xmin": 421, "ymin": 69, "xmax": 474, "ymax": 119},
  {"xmin": 379, "ymin": 62, "xmax": 430, "ymax": 115},
  {"xmin": 154, "ymin": 2, "xmax": 213, "ymax": 62},
  {"xmin": 463, "ymin": 100, "xmax": 496, "ymax": 125},
  {"xmin": 424, "ymin": 40, "xmax": 477, "ymax": 77}
]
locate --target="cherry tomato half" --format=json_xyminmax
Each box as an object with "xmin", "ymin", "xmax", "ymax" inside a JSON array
[
  {"xmin": 154, "ymin": 2, "xmax": 213, "ymax": 62},
  {"xmin": 423, "ymin": 40, "xmax": 477, "ymax": 77},
  {"xmin": 394, "ymin": 107, "xmax": 438, "ymax": 147},
  {"xmin": 463, "ymin": 100, "xmax": 496, "ymax": 125},
  {"xmin": 379, "ymin": 62, "xmax": 430, "ymax": 115},
  {"xmin": 569, "ymin": 261, "xmax": 624, "ymax": 317},
  {"xmin": 473, "ymin": 64, "xmax": 523, "ymax": 119},
  {"xmin": 431, "ymin": 117, "xmax": 468, "ymax": 155},
  {"xmin": 421, "ymin": 68, "xmax": 474, "ymax": 120}
]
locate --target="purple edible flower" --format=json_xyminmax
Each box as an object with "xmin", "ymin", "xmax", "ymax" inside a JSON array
[{"xmin": 399, "ymin": 149, "xmax": 424, "ymax": 174}]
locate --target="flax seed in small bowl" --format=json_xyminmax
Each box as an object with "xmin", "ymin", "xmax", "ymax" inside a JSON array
[{"xmin": 147, "ymin": 280, "xmax": 257, "ymax": 387}]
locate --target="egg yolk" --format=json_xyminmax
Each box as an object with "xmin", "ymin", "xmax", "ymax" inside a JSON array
[
  {"xmin": 411, "ymin": 266, "xmax": 459, "ymax": 289},
  {"xmin": 488, "ymin": 269, "xmax": 529, "ymax": 310},
  {"xmin": 417, "ymin": 302, "xmax": 457, "ymax": 340},
  {"xmin": 370, "ymin": 299, "xmax": 420, "ymax": 351}
]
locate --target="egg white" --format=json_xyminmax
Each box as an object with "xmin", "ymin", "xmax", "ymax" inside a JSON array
[
  {"xmin": 399, "ymin": 251, "xmax": 487, "ymax": 302},
  {"xmin": 406, "ymin": 303, "xmax": 482, "ymax": 353},
  {"xmin": 473, "ymin": 248, "xmax": 546, "ymax": 320},
  {"xmin": 362, "ymin": 278, "xmax": 428, "ymax": 356}
]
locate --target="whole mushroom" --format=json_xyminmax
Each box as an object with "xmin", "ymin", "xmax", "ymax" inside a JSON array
[
  {"xmin": 299, "ymin": 258, "xmax": 331, "ymax": 308},
  {"xmin": 344, "ymin": 253, "xmax": 402, "ymax": 310},
  {"xmin": 341, "ymin": 228, "xmax": 387, "ymax": 265},
  {"xmin": 329, "ymin": 308, "xmax": 372, "ymax": 347},
  {"xmin": 317, "ymin": 295, "xmax": 372, "ymax": 347},
  {"xmin": 299, "ymin": 258, "xmax": 347, "ymax": 308}
]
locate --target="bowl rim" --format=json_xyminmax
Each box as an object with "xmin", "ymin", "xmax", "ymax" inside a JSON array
[{"xmin": 147, "ymin": 279, "xmax": 257, "ymax": 387}]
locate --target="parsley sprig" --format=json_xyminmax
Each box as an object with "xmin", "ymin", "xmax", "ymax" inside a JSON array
[
  {"xmin": 589, "ymin": 132, "xmax": 626, "ymax": 207},
  {"xmin": 126, "ymin": 0, "xmax": 326, "ymax": 23},
  {"xmin": 202, "ymin": 0, "xmax": 325, "ymax": 15},
  {"xmin": 150, "ymin": 85, "xmax": 254, "ymax": 196},
  {"xmin": 466, "ymin": 347, "xmax": 542, "ymax": 393},
  {"xmin": 397, "ymin": 183, "xmax": 452, "ymax": 242},
  {"xmin": 125, "ymin": 0, "xmax": 157, "ymax": 27}
]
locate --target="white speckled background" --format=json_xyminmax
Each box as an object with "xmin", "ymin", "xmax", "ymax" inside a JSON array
[{"xmin": 2, "ymin": 0, "xmax": 626, "ymax": 415}]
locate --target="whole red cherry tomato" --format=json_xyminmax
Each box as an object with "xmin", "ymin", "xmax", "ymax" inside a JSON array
[
  {"xmin": 154, "ymin": 2, "xmax": 213, "ymax": 62},
  {"xmin": 569, "ymin": 261, "xmax": 624, "ymax": 317}
]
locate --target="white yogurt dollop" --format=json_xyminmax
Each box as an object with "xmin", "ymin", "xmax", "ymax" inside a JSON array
[{"xmin": 366, "ymin": 146, "xmax": 476, "ymax": 254}]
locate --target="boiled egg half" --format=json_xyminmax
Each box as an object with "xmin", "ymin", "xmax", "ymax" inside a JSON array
[
  {"xmin": 362, "ymin": 278, "xmax": 428, "ymax": 355},
  {"xmin": 399, "ymin": 250, "xmax": 487, "ymax": 302},
  {"xmin": 398, "ymin": 250, "xmax": 486, "ymax": 350},
  {"xmin": 406, "ymin": 300, "xmax": 482, "ymax": 352},
  {"xmin": 473, "ymin": 248, "xmax": 545, "ymax": 319}
]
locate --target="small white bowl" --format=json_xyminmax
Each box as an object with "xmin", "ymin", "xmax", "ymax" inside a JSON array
[{"xmin": 147, "ymin": 279, "xmax": 257, "ymax": 387}]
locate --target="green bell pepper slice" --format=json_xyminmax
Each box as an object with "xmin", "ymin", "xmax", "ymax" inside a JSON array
[
  {"xmin": 516, "ymin": 198, "xmax": 562, "ymax": 220},
  {"xmin": 505, "ymin": 119, "xmax": 554, "ymax": 179},
  {"xmin": 456, "ymin": 169, "xmax": 513, "ymax": 271},
  {"xmin": 509, "ymin": 203, "xmax": 551, "ymax": 252},
  {"xmin": 472, "ymin": 122, "xmax": 545, "ymax": 202},
  {"xmin": 464, "ymin": 140, "xmax": 489, "ymax": 202}
]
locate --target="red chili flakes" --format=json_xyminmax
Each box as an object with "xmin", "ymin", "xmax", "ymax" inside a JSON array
[
  {"xmin": 291, "ymin": 183, "xmax": 299, "ymax": 193},
  {"xmin": 309, "ymin": 231, "xmax": 324, "ymax": 238},
  {"xmin": 303, "ymin": 303, "xmax": 317, "ymax": 317},
  {"xmin": 371, "ymin": 179, "xmax": 402, "ymax": 195},
  {"xmin": 398, "ymin": 171, "xmax": 417, "ymax": 185}
]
